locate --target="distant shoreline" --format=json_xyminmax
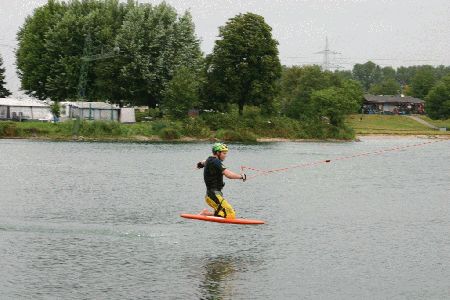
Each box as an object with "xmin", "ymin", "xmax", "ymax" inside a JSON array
[
  {"xmin": 355, "ymin": 134, "xmax": 450, "ymax": 140},
  {"xmin": 1, "ymin": 115, "xmax": 448, "ymax": 143},
  {"xmin": 2, "ymin": 133, "xmax": 449, "ymax": 144}
]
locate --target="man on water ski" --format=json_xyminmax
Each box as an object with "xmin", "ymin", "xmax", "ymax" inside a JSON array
[{"xmin": 196, "ymin": 143, "xmax": 246, "ymax": 219}]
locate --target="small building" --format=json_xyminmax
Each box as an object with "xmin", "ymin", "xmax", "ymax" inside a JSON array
[
  {"xmin": 0, "ymin": 98, "xmax": 53, "ymax": 121},
  {"xmin": 60, "ymin": 101, "xmax": 136, "ymax": 123},
  {"xmin": 119, "ymin": 107, "xmax": 136, "ymax": 123},
  {"xmin": 363, "ymin": 95, "xmax": 425, "ymax": 115},
  {"xmin": 60, "ymin": 101, "xmax": 120, "ymax": 121}
]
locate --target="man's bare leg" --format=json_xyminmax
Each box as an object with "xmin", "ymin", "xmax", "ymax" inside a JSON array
[{"xmin": 199, "ymin": 208, "xmax": 214, "ymax": 216}]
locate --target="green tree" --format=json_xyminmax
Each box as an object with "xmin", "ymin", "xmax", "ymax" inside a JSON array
[
  {"xmin": 425, "ymin": 75, "xmax": 450, "ymax": 119},
  {"xmin": 116, "ymin": 3, "xmax": 203, "ymax": 107},
  {"xmin": 205, "ymin": 13, "xmax": 281, "ymax": 115},
  {"xmin": 162, "ymin": 66, "xmax": 202, "ymax": 118},
  {"xmin": 87, "ymin": 0, "xmax": 128, "ymax": 103},
  {"xmin": 45, "ymin": 0, "xmax": 126, "ymax": 101},
  {"xmin": 410, "ymin": 66, "xmax": 436, "ymax": 99},
  {"xmin": 381, "ymin": 66, "xmax": 396, "ymax": 80},
  {"xmin": 16, "ymin": 0, "xmax": 202, "ymax": 107},
  {"xmin": 352, "ymin": 61, "xmax": 382, "ymax": 91},
  {"xmin": 434, "ymin": 65, "xmax": 450, "ymax": 81},
  {"xmin": 369, "ymin": 78, "xmax": 401, "ymax": 95},
  {"xmin": 310, "ymin": 80, "xmax": 363, "ymax": 127},
  {"xmin": 50, "ymin": 101, "xmax": 61, "ymax": 119},
  {"xmin": 170, "ymin": 11, "xmax": 204, "ymax": 74},
  {"xmin": 16, "ymin": 0, "xmax": 67, "ymax": 99},
  {"xmin": 279, "ymin": 65, "xmax": 340, "ymax": 119},
  {"xmin": 396, "ymin": 66, "xmax": 417, "ymax": 86},
  {"xmin": 44, "ymin": 4, "xmax": 87, "ymax": 101},
  {"xmin": 334, "ymin": 70, "xmax": 353, "ymax": 81},
  {"xmin": 0, "ymin": 55, "xmax": 11, "ymax": 97}
]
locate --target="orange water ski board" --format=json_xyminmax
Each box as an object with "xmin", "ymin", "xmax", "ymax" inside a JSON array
[{"xmin": 180, "ymin": 213, "xmax": 265, "ymax": 225}]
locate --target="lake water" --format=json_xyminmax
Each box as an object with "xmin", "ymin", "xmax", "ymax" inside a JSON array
[{"xmin": 1, "ymin": 138, "xmax": 449, "ymax": 299}]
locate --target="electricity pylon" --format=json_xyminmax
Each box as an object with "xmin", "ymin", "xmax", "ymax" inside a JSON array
[{"xmin": 315, "ymin": 37, "xmax": 340, "ymax": 71}]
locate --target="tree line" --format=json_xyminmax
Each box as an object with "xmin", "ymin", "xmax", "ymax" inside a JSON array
[
  {"xmin": 16, "ymin": 0, "xmax": 203, "ymax": 108},
  {"xmin": 345, "ymin": 62, "xmax": 450, "ymax": 119},
  {"xmin": 2, "ymin": 0, "xmax": 448, "ymax": 120},
  {"xmin": 345, "ymin": 61, "xmax": 450, "ymax": 99}
]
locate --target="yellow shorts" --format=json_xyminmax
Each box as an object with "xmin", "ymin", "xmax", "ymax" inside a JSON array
[{"xmin": 205, "ymin": 191, "xmax": 235, "ymax": 219}]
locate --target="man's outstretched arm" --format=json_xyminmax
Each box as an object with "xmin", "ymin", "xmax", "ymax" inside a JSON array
[{"xmin": 223, "ymin": 169, "xmax": 246, "ymax": 181}]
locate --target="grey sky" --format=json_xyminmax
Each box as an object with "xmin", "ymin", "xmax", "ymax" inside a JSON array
[{"xmin": 1, "ymin": 0, "xmax": 450, "ymax": 93}]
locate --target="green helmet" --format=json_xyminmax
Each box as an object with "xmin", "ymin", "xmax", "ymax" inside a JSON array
[{"xmin": 212, "ymin": 142, "xmax": 228, "ymax": 153}]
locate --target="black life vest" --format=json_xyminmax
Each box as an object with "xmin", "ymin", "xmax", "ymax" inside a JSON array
[{"xmin": 203, "ymin": 156, "xmax": 226, "ymax": 191}]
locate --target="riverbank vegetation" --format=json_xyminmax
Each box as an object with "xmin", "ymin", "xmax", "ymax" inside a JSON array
[
  {"xmin": 0, "ymin": 106, "xmax": 355, "ymax": 141},
  {"xmin": 1, "ymin": 113, "xmax": 448, "ymax": 142}
]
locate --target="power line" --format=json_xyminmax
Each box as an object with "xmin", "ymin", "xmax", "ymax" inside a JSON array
[{"xmin": 282, "ymin": 56, "xmax": 447, "ymax": 69}]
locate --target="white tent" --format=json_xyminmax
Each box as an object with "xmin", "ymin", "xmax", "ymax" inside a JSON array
[
  {"xmin": 60, "ymin": 101, "xmax": 120, "ymax": 121},
  {"xmin": 0, "ymin": 98, "xmax": 53, "ymax": 121},
  {"xmin": 60, "ymin": 101, "xmax": 135, "ymax": 123}
]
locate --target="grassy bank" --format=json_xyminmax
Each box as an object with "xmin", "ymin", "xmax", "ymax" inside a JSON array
[
  {"xmin": 346, "ymin": 114, "xmax": 450, "ymax": 135},
  {"xmin": 0, "ymin": 111, "xmax": 354, "ymax": 142},
  {"xmin": 2, "ymin": 113, "xmax": 448, "ymax": 142},
  {"xmin": 0, "ymin": 120, "xmax": 147, "ymax": 140},
  {"xmin": 417, "ymin": 116, "xmax": 450, "ymax": 129}
]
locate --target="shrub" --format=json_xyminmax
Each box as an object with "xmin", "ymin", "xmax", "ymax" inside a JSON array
[
  {"xmin": 301, "ymin": 120, "xmax": 328, "ymax": 139},
  {"xmin": 326, "ymin": 124, "xmax": 355, "ymax": 140},
  {"xmin": 55, "ymin": 120, "xmax": 78, "ymax": 136},
  {"xmin": 79, "ymin": 121, "xmax": 123, "ymax": 136},
  {"xmin": 125, "ymin": 123, "xmax": 153, "ymax": 136},
  {"xmin": 200, "ymin": 112, "xmax": 240, "ymax": 130},
  {"xmin": 0, "ymin": 121, "xmax": 18, "ymax": 137},
  {"xmin": 215, "ymin": 128, "xmax": 257, "ymax": 142},
  {"xmin": 159, "ymin": 127, "xmax": 181, "ymax": 140},
  {"xmin": 181, "ymin": 118, "xmax": 211, "ymax": 138},
  {"xmin": 22, "ymin": 126, "xmax": 50, "ymax": 136},
  {"xmin": 150, "ymin": 119, "xmax": 177, "ymax": 134},
  {"xmin": 242, "ymin": 106, "xmax": 262, "ymax": 121}
]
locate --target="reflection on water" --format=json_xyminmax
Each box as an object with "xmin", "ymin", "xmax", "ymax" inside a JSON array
[{"xmin": 199, "ymin": 255, "xmax": 239, "ymax": 300}]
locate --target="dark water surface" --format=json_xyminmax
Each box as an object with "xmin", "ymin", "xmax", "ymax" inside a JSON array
[{"xmin": 1, "ymin": 138, "xmax": 449, "ymax": 299}]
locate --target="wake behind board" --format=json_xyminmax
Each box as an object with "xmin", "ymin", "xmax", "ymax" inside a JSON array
[{"xmin": 180, "ymin": 213, "xmax": 265, "ymax": 225}]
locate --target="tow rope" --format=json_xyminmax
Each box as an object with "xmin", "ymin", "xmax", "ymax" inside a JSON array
[{"xmin": 241, "ymin": 138, "xmax": 447, "ymax": 181}]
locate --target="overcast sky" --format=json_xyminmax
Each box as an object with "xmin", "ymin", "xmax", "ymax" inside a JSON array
[{"xmin": 1, "ymin": 0, "xmax": 450, "ymax": 93}]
